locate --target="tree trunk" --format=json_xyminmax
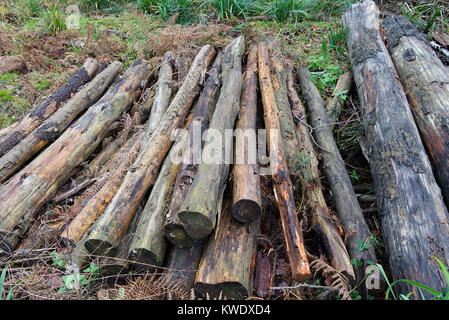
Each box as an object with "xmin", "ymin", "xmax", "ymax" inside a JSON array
[
  {"xmin": 178, "ymin": 36, "xmax": 245, "ymax": 239},
  {"xmin": 194, "ymin": 194, "xmax": 259, "ymax": 299},
  {"xmin": 164, "ymin": 240, "xmax": 205, "ymax": 289},
  {"xmin": 83, "ymin": 46, "xmax": 216, "ymax": 256},
  {"xmin": 343, "ymin": 0, "xmax": 449, "ymax": 298},
  {"xmin": 127, "ymin": 130, "xmax": 187, "ymax": 270},
  {"xmin": 60, "ymin": 131, "xmax": 143, "ymax": 245},
  {"xmin": 0, "ymin": 58, "xmax": 99, "ymax": 157},
  {"xmin": 327, "ymin": 72, "xmax": 352, "ymax": 131},
  {"xmin": 0, "ymin": 60, "xmax": 151, "ymax": 255},
  {"xmin": 298, "ymin": 66, "xmax": 375, "ymax": 282},
  {"xmin": 382, "ymin": 14, "xmax": 449, "ymax": 208},
  {"xmin": 0, "ymin": 61, "xmax": 122, "ymax": 183},
  {"xmin": 232, "ymin": 46, "xmax": 262, "ymax": 224},
  {"xmin": 257, "ymin": 42, "xmax": 311, "ymax": 281},
  {"xmin": 164, "ymin": 52, "xmax": 223, "ymax": 247}
]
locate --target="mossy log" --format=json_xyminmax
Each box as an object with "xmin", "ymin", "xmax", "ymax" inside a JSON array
[
  {"xmin": 164, "ymin": 52, "xmax": 223, "ymax": 247},
  {"xmin": 382, "ymin": 14, "xmax": 449, "ymax": 208},
  {"xmin": 298, "ymin": 66, "xmax": 375, "ymax": 282},
  {"xmin": 178, "ymin": 36, "xmax": 244, "ymax": 240},
  {"xmin": 326, "ymin": 72, "xmax": 352, "ymax": 131},
  {"xmin": 0, "ymin": 60, "xmax": 151, "ymax": 255},
  {"xmin": 0, "ymin": 61, "xmax": 122, "ymax": 183},
  {"xmin": 194, "ymin": 194, "xmax": 259, "ymax": 299},
  {"xmin": 60, "ymin": 131, "xmax": 143, "ymax": 244},
  {"xmin": 232, "ymin": 46, "xmax": 262, "ymax": 224},
  {"xmin": 164, "ymin": 240, "xmax": 205, "ymax": 289},
  {"xmin": 83, "ymin": 46, "xmax": 216, "ymax": 256},
  {"xmin": 343, "ymin": 0, "xmax": 449, "ymax": 298},
  {"xmin": 0, "ymin": 58, "xmax": 99, "ymax": 157},
  {"xmin": 257, "ymin": 42, "xmax": 310, "ymax": 281},
  {"xmin": 128, "ymin": 130, "xmax": 188, "ymax": 270}
]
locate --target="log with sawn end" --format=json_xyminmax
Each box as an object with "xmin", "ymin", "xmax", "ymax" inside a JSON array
[
  {"xmin": 232, "ymin": 46, "xmax": 262, "ymax": 224},
  {"xmin": 178, "ymin": 36, "xmax": 245, "ymax": 239},
  {"xmin": 164, "ymin": 51, "xmax": 223, "ymax": 247},
  {"xmin": 343, "ymin": 0, "xmax": 449, "ymax": 298},
  {"xmin": 83, "ymin": 45, "xmax": 216, "ymax": 256},
  {"xmin": 194, "ymin": 193, "xmax": 259, "ymax": 299}
]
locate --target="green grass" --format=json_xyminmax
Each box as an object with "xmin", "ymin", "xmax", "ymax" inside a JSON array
[{"xmin": 401, "ymin": 2, "xmax": 449, "ymax": 35}]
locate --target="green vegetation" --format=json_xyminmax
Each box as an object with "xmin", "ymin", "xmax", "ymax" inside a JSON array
[{"xmin": 401, "ymin": 2, "xmax": 449, "ymax": 35}]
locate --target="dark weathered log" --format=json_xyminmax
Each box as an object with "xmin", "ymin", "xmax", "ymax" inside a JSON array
[
  {"xmin": 382, "ymin": 14, "xmax": 449, "ymax": 208},
  {"xmin": 343, "ymin": 0, "xmax": 449, "ymax": 297},
  {"xmin": 164, "ymin": 52, "xmax": 223, "ymax": 247},
  {"xmin": 178, "ymin": 36, "xmax": 244, "ymax": 239},
  {"xmin": 164, "ymin": 240, "xmax": 204, "ymax": 289},
  {"xmin": 83, "ymin": 46, "xmax": 216, "ymax": 256},
  {"xmin": 194, "ymin": 194, "xmax": 259, "ymax": 299},
  {"xmin": 284, "ymin": 63, "xmax": 356, "ymax": 280},
  {"xmin": 0, "ymin": 58, "xmax": 99, "ymax": 157},
  {"xmin": 298, "ymin": 66, "xmax": 376, "ymax": 282},
  {"xmin": 128, "ymin": 131, "xmax": 187, "ymax": 270},
  {"xmin": 257, "ymin": 42, "xmax": 311, "ymax": 281},
  {"xmin": 60, "ymin": 131, "xmax": 143, "ymax": 245},
  {"xmin": 0, "ymin": 60, "xmax": 151, "ymax": 255},
  {"xmin": 232, "ymin": 46, "xmax": 262, "ymax": 224},
  {"xmin": 0, "ymin": 62, "xmax": 122, "ymax": 183},
  {"xmin": 327, "ymin": 72, "xmax": 352, "ymax": 131},
  {"xmin": 144, "ymin": 51, "xmax": 175, "ymax": 148}
]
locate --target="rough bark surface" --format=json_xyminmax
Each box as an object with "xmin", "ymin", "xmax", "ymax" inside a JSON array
[
  {"xmin": 178, "ymin": 36, "xmax": 244, "ymax": 239},
  {"xmin": 343, "ymin": 0, "xmax": 449, "ymax": 297},
  {"xmin": 194, "ymin": 195, "xmax": 259, "ymax": 299},
  {"xmin": 382, "ymin": 14, "xmax": 449, "ymax": 208},
  {"xmin": 83, "ymin": 46, "xmax": 216, "ymax": 255},
  {"xmin": 0, "ymin": 58, "xmax": 99, "ymax": 157},
  {"xmin": 0, "ymin": 60, "xmax": 150, "ymax": 254},
  {"xmin": 257, "ymin": 42, "xmax": 310, "ymax": 281},
  {"xmin": 0, "ymin": 61, "xmax": 122, "ymax": 183},
  {"xmin": 232, "ymin": 46, "xmax": 262, "ymax": 224},
  {"xmin": 164, "ymin": 52, "xmax": 223, "ymax": 247}
]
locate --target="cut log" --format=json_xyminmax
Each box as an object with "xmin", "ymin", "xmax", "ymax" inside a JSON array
[
  {"xmin": 232, "ymin": 46, "xmax": 262, "ymax": 224},
  {"xmin": 178, "ymin": 36, "xmax": 245, "ymax": 239},
  {"xmin": 0, "ymin": 61, "xmax": 122, "ymax": 183},
  {"xmin": 343, "ymin": 0, "xmax": 449, "ymax": 297},
  {"xmin": 164, "ymin": 51, "xmax": 223, "ymax": 247},
  {"xmin": 326, "ymin": 72, "xmax": 352, "ymax": 131},
  {"xmin": 0, "ymin": 58, "xmax": 99, "ymax": 157},
  {"xmin": 382, "ymin": 14, "xmax": 449, "ymax": 208},
  {"xmin": 164, "ymin": 240, "xmax": 204, "ymax": 289},
  {"xmin": 298, "ymin": 66, "xmax": 375, "ymax": 281},
  {"xmin": 127, "ymin": 131, "xmax": 187, "ymax": 270},
  {"xmin": 60, "ymin": 131, "xmax": 143, "ymax": 245},
  {"xmin": 194, "ymin": 194, "xmax": 259, "ymax": 299},
  {"xmin": 0, "ymin": 60, "xmax": 151, "ymax": 255},
  {"xmin": 257, "ymin": 42, "xmax": 311, "ymax": 281},
  {"xmin": 143, "ymin": 51, "xmax": 175, "ymax": 149},
  {"xmin": 83, "ymin": 46, "xmax": 216, "ymax": 256}
]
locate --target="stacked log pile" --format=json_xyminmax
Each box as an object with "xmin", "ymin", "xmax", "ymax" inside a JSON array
[{"xmin": 0, "ymin": 2, "xmax": 448, "ymax": 300}]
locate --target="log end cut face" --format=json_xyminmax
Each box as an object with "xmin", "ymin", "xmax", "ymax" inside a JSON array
[
  {"xmin": 128, "ymin": 248, "xmax": 163, "ymax": 271},
  {"xmin": 194, "ymin": 281, "xmax": 249, "ymax": 300},
  {"xmin": 232, "ymin": 200, "xmax": 261, "ymax": 224},
  {"xmin": 164, "ymin": 224, "xmax": 196, "ymax": 248},
  {"xmin": 84, "ymin": 239, "xmax": 118, "ymax": 257},
  {"xmin": 178, "ymin": 210, "xmax": 215, "ymax": 239}
]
